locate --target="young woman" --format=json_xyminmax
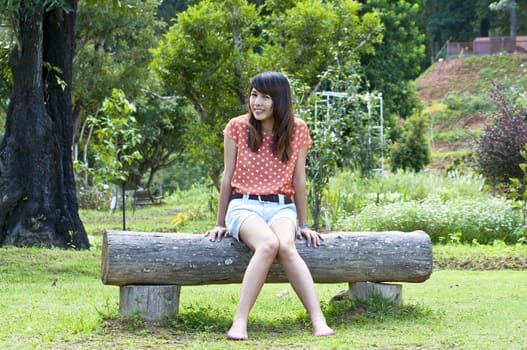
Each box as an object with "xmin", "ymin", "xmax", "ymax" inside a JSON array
[{"xmin": 206, "ymin": 72, "xmax": 334, "ymax": 340}]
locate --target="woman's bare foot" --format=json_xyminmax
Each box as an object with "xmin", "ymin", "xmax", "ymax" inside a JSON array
[
  {"xmin": 314, "ymin": 325, "xmax": 335, "ymax": 337},
  {"xmin": 226, "ymin": 320, "xmax": 248, "ymax": 340},
  {"xmin": 226, "ymin": 331, "xmax": 248, "ymax": 341},
  {"xmin": 312, "ymin": 317, "xmax": 335, "ymax": 337}
]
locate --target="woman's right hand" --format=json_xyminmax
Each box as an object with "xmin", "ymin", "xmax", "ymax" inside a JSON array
[{"xmin": 205, "ymin": 225, "xmax": 230, "ymax": 242}]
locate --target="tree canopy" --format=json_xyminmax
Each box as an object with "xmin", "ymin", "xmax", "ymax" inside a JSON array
[{"xmin": 152, "ymin": 0, "xmax": 384, "ymax": 188}]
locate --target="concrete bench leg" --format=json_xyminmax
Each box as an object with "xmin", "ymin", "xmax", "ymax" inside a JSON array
[
  {"xmin": 120, "ymin": 285, "xmax": 181, "ymax": 321},
  {"xmin": 348, "ymin": 282, "xmax": 402, "ymax": 306}
]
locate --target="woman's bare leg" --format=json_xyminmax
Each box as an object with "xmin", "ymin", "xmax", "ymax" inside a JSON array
[
  {"xmin": 227, "ymin": 215, "xmax": 280, "ymax": 340},
  {"xmin": 271, "ymin": 218, "xmax": 334, "ymax": 336}
]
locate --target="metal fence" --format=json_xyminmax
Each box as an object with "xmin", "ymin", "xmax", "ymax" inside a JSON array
[{"xmin": 436, "ymin": 36, "xmax": 527, "ymax": 60}]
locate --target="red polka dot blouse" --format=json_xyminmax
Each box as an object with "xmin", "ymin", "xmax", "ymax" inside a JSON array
[{"xmin": 223, "ymin": 114, "xmax": 312, "ymax": 198}]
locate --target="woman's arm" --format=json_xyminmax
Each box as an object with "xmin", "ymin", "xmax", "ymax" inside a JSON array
[
  {"xmin": 293, "ymin": 146, "xmax": 323, "ymax": 247},
  {"xmin": 293, "ymin": 146, "xmax": 309, "ymax": 227},
  {"xmin": 207, "ymin": 135, "xmax": 237, "ymax": 241}
]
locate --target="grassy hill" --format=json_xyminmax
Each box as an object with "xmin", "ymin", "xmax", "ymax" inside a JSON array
[{"xmin": 414, "ymin": 53, "xmax": 527, "ymax": 172}]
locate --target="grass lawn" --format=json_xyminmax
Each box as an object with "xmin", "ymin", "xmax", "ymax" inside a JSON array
[
  {"xmin": 1, "ymin": 240, "xmax": 526, "ymax": 349},
  {"xmin": 1, "ymin": 194, "xmax": 526, "ymax": 349}
]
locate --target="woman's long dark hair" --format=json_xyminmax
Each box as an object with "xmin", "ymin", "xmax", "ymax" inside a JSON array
[{"xmin": 247, "ymin": 72, "xmax": 295, "ymax": 162}]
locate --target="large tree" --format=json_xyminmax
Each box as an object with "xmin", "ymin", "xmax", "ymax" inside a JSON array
[
  {"xmin": 420, "ymin": 0, "xmax": 527, "ymax": 61},
  {"xmin": 152, "ymin": 0, "xmax": 261, "ymax": 189},
  {"xmin": 130, "ymin": 91, "xmax": 198, "ymax": 191},
  {"xmin": 0, "ymin": 1, "xmax": 89, "ymax": 248},
  {"xmin": 152, "ymin": 0, "xmax": 383, "ymax": 188},
  {"xmin": 264, "ymin": 0, "xmax": 382, "ymax": 90},
  {"xmin": 0, "ymin": 24, "xmax": 12, "ymax": 131},
  {"xmin": 423, "ymin": 0, "xmax": 481, "ymax": 60},
  {"xmin": 489, "ymin": 0, "xmax": 527, "ymax": 36},
  {"xmin": 359, "ymin": 0, "xmax": 426, "ymax": 121},
  {"xmin": 73, "ymin": 0, "xmax": 166, "ymax": 191}
]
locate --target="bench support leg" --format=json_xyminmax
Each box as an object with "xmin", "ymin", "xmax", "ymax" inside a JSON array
[
  {"xmin": 348, "ymin": 282, "xmax": 402, "ymax": 307},
  {"xmin": 120, "ymin": 285, "xmax": 181, "ymax": 321}
]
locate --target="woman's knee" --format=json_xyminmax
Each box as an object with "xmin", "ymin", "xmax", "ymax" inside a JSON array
[
  {"xmin": 277, "ymin": 240, "xmax": 299, "ymax": 261},
  {"xmin": 244, "ymin": 231, "xmax": 280, "ymax": 258},
  {"xmin": 256, "ymin": 236, "xmax": 280, "ymax": 257}
]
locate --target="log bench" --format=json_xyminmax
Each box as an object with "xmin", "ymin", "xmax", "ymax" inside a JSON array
[
  {"xmin": 133, "ymin": 189, "xmax": 163, "ymax": 208},
  {"xmin": 101, "ymin": 230, "xmax": 433, "ymax": 321}
]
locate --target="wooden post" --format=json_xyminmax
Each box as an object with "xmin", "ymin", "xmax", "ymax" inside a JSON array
[
  {"xmin": 349, "ymin": 282, "xmax": 403, "ymax": 306},
  {"xmin": 120, "ymin": 285, "xmax": 180, "ymax": 321}
]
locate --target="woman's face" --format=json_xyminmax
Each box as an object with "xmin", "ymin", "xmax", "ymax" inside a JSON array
[{"xmin": 250, "ymin": 88, "xmax": 273, "ymax": 123}]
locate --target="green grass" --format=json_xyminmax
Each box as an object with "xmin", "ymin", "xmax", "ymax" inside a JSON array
[
  {"xmin": 80, "ymin": 183, "xmax": 216, "ymax": 237},
  {"xmin": 433, "ymin": 128, "xmax": 466, "ymax": 143},
  {"xmin": 447, "ymin": 54, "xmax": 527, "ymax": 98},
  {"xmin": 1, "ymin": 243, "xmax": 526, "ymax": 349},
  {"xmin": 2, "ymin": 173, "xmax": 527, "ymax": 349},
  {"xmin": 329, "ymin": 171, "xmax": 487, "ymax": 204},
  {"xmin": 0, "ymin": 247, "xmax": 116, "ymax": 347},
  {"xmin": 80, "ymin": 204, "xmax": 180, "ymax": 234}
]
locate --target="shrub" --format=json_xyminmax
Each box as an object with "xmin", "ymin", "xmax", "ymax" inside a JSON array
[
  {"xmin": 77, "ymin": 186, "xmax": 111, "ymax": 210},
  {"xmin": 322, "ymin": 171, "xmax": 489, "ymax": 231},
  {"xmin": 507, "ymin": 145, "xmax": 527, "ymax": 235},
  {"xmin": 475, "ymin": 83, "xmax": 527, "ymax": 186},
  {"xmin": 390, "ymin": 114, "xmax": 430, "ymax": 173},
  {"xmin": 444, "ymin": 92, "xmax": 495, "ymax": 117},
  {"xmin": 335, "ymin": 194, "xmax": 522, "ymax": 244},
  {"xmin": 171, "ymin": 207, "xmax": 208, "ymax": 232}
]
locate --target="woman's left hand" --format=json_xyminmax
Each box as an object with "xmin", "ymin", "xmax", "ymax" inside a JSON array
[{"xmin": 297, "ymin": 227, "xmax": 324, "ymax": 247}]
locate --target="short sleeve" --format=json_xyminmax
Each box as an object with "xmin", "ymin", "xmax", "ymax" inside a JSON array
[
  {"xmin": 223, "ymin": 116, "xmax": 248, "ymax": 144},
  {"xmin": 294, "ymin": 118, "xmax": 313, "ymax": 150},
  {"xmin": 223, "ymin": 119, "xmax": 238, "ymax": 143}
]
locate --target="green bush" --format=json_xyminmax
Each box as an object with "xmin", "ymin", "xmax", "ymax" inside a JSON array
[
  {"xmin": 390, "ymin": 114, "xmax": 430, "ymax": 173},
  {"xmin": 444, "ymin": 92, "xmax": 495, "ymax": 116},
  {"xmin": 434, "ymin": 128, "xmax": 470, "ymax": 143},
  {"xmin": 77, "ymin": 186, "xmax": 111, "ymax": 210},
  {"xmin": 335, "ymin": 194, "xmax": 522, "ymax": 244},
  {"xmin": 160, "ymin": 172, "xmax": 523, "ymax": 244}
]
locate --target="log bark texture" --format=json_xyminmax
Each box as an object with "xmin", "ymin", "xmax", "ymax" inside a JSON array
[{"xmin": 101, "ymin": 230, "xmax": 432, "ymax": 286}]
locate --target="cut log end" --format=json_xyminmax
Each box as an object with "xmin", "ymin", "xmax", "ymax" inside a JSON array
[{"xmin": 101, "ymin": 231, "xmax": 109, "ymax": 284}]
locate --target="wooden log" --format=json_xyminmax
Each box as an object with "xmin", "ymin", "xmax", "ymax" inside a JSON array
[{"xmin": 101, "ymin": 230, "xmax": 432, "ymax": 286}]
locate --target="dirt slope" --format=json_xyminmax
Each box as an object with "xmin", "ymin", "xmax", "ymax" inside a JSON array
[
  {"xmin": 415, "ymin": 59, "xmax": 472, "ymax": 103},
  {"xmin": 412, "ymin": 54, "xmax": 527, "ymax": 171},
  {"xmin": 416, "ymin": 54, "xmax": 527, "ymax": 104}
]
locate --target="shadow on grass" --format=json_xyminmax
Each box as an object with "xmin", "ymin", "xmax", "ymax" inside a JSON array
[
  {"xmin": 105, "ymin": 295, "xmax": 440, "ymax": 335},
  {"xmin": 162, "ymin": 303, "xmax": 307, "ymax": 336},
  {"xmin": 323, "ymin": 294, "xmax": 439, "ymax": 327},
  {"xmin": 103, "ymin": 295, "xmax": 439, "ymax": 339}
]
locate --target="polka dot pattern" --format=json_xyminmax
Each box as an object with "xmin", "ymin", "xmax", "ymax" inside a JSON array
[{"xmin": 223, "ymin": 114, "xmax": 312, "ymax": 197}]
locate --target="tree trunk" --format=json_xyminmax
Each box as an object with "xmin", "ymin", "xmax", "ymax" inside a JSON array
[
  {"xmin": 102, "ymin": 230, "xmax": 433, "ymax": 286},
  {"xmin": 0, "ymin": 2, "xmax": 89, "ymax": 248}
]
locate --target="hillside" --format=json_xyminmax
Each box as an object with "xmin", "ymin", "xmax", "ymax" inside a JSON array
[{"xmin": 414, "ymin": 53, "xmax": 527, "ymax": 172}]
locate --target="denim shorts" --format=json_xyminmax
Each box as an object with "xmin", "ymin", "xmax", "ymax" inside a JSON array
[{"xmin": 226, "ymin": 194, "xmax": 297, "ymax": 242}]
